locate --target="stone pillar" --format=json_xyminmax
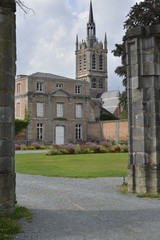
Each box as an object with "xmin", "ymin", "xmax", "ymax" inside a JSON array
[
  {"xmin": 0, "ymin": 0, "xmax": 16, "ymax": 214},
  {"xmin": 126, "ymin": 25, "xmax": 160, "ymax": 194}
]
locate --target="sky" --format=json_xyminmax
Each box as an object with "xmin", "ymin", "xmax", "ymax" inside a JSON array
[{"xmin": 16, "ymin": 0, "xmax": 142, "ymax": 92}]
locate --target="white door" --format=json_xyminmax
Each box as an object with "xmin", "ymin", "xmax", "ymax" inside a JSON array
[{"xmin": 55, "ymin": 126, "xmax": 64, "ymax": 145}]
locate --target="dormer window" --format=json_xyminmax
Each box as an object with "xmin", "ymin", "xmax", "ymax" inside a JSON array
[
  {"xmin": 75, "ymin": 85, "xmax": 81, "ymax": 94},
  {"xmin": 36, "ymin": 82, "xmax": 44, "ymax": 92},
  {"xmin": 56, "ymin": 83, "xmax": 63, "ymax": 89}
]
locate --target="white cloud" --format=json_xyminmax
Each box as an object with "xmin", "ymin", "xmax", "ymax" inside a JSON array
[{"xmin": 16, "ymin": 0, "xmax": 142, "ymax": 91}]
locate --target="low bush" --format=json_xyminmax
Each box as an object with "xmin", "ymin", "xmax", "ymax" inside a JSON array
[
  {"xmin": 20, "ymin": 144, "xmax": 27, "ymax": 150},
  {"xmin": 15, "ymin": 141, "xmax": 128, "ymax": 155},
  {"xmin": 46, "ymin": 141, "xmax": 128, "ymax": 156}
]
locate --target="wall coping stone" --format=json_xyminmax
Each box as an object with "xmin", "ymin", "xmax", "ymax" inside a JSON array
[{"xmin": 126, "ymin": 24, "xmax": 160, "ymax": 39}]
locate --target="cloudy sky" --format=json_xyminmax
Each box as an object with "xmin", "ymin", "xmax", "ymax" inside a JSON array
[{"xmin": 16, "ymin": 0, "xmax": 141, "ymax": 91}]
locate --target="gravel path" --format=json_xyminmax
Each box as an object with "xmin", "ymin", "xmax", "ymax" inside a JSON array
[{"xmin": 15, "ymin": 174, "xmax": 160, "ymax": 240}]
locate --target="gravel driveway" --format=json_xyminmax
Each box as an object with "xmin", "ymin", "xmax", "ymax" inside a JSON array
[{"xmin": 15, "ymin": 174, "xmax": 160, "ymax": 240}]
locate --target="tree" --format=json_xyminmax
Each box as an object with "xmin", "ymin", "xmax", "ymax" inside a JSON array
[
  {"xmin": 15, "ymin": 0, "xmax": 34, "ymax": 14},
  {"xmin": 112, "ymin": 0, "xmax": 160, "ymax": 118},
  {"xmin": 124, "ymin": 0, "xmax": 160, "ymax": 30},
  {"xmin": 112, "ymin": 39, "xmax": 127, "ymax": 118}
]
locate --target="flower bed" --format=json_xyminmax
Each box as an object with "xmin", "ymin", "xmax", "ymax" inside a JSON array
[
  {"xmin": 47, "ymin": 141, "xmax": 128, "ymax": 155},
  {"xmin": 15, "ymin": 141, "xmax": 128, "ymax": 155}
]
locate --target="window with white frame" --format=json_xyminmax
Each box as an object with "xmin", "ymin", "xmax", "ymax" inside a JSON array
[
  {"xmin": 75, "ymin": 104, "xmax": 82, "ymax": 118},
  {"xmin": 75, "ymin": 124, "xmax": 82, "ymax": 140},
  {"xmin": 37, "ymin": 102, "xmax": 44, "ymax": 117},
  {"xmin": 37, "ymin": 123, "xmax": 43, "ymax": 140},
  {"xmin": 16, "ymin": 102, "xmax": 20, "ymax": 118},
  {"xmin": 17, "ymin": 83, "xmax": 21, "ymax": 93},
  {"xmin": 36, "ymin": 82, "xmax": 44, "ymax": 92},
  {"xmin": 56, "ymin": 83, "xmax": 63, "ymax": 89},
  {"xmin": 56, "ymin": 103, "xmax": 64, "ymax": 117},
  {"xmin": 75, "ymin": 85, "xmax": 81, "ymax": 94}
]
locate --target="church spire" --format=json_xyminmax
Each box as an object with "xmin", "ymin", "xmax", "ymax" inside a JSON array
[
  {"xmin": 87, "ymin": 0, "xmax": 96, "ymax": 38},
  {"xmin": 89, "ymin": 0, "xmax": 94, "ymax": 24},
  {"xmin": 76, "ymin": 34, "xmax": 78, "ymax": 51},
  {"xmin": 104, "ymin": 32, "xmax": 107, "ymax": 50}
]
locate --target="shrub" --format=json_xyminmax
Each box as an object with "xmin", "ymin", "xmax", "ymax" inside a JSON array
[
  {"xmin": 59, "ymin": 148, "xmax": 69, "ymax": 155},
  {"xmin": 15, "ymin": 144, "xmax": 20, "ymax": 150},
  {"xmin": 110, "ymin": 145, "xmax": 121, "ymax": 153},
  {"xmin": 119, "ymin": 144, "xmax": 128, "ymax": 153},
  {"xmin": 65, "ymin": 144, "xmax": 76, "ymax": 154},
  {"xmin": 47, "ymin": 149, "xmax": 63, "ymax": 155},
  {"xmin": 20, "ymin": 144, "xmax": 27, "ymax": 150},
  {"xmin": 81, "ymin": 147, "xmax": 94, "ymax": 154},
  {"xmin": 39, "ymin": 144, "xmax": 46, "ymax": 150},
  {"xmin": 74, "ymin": 144, "xmax": 81, "ymax": 154},
  {"xmin": 27, "ymin": 145, "xmax": 35, "ymax": 150},
  {"xmin": 99, "ymin": 145, "xmax": 109, "ymax": 153},
  {"xmin": 31, "ymin": 142, "xmax": 41, "ymax": 149}
]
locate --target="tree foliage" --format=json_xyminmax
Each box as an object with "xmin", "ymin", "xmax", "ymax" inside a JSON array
[
  {"xmin": 124, "ymin": 0, "xmax": 160, "ymax": 30},
  {"xmin": 112, "ymin": 0, "xmax": 160, "ymax": 118},
  {"xmin": 112, "ymin": 39, "xmax": 127, "ymax": 118},
  {"xmin": 15, "ymin": 118, "xmax": 29, "ymax": 135},
  {"xmin": 15, "ymin": 108, "xmax": 29, "ymax": 135}
]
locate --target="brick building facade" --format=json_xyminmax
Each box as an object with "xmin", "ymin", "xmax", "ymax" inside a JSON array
[
  {"xmin": 15, "ymin": 73, "xmax": 113, "ymax": 144},
  {"xmin": 15, "ymin": 1, "xmax": 122, "ymax": 144}
]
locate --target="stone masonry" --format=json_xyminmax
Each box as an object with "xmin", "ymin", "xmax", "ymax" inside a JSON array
[
  {"xmin": 126, "ymin": 25, "xmax": 160, "ymax": 194},
  {"xmin": 0, "ymin": 0, "xmax": 16, "ymax": 214}
]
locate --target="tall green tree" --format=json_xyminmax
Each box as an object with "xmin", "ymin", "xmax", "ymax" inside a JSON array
[{"xmin": 112, "ymin": 0, "xmax": 160, "ymax": 118}]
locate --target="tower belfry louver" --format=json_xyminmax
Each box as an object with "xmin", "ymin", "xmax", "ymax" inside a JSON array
[{"xmin": 75, "ymin": 1, "xmax": 108, "ymax": 98}]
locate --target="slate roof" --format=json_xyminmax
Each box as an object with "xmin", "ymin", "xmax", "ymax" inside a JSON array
[
  {"xmin": 29, "ymin": 72, "xmax": 79, "ymax": 82},
  {"xmin": 92, "ymin": 98, "xmax": 119, "ymax": 120},
  {"xmin": 100, "ymin": 90, "xmax": 120, "ymax": 114}
]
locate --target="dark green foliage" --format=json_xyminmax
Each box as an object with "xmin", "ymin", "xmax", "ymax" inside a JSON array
[
  {"xmin": 124, "ymin": 0, "xmax": 160, "ymax": 30},
  {"xmin": 100, "ymin": 113, "xmax": 118, "ymax": 121},
  {"xmin": 15, "ymin": 107, "xmax": 29, "ymax": 135},
  {"xmin": 112, "ymin": 40, "xmax": 127, "ymax": 117},
  {"xmin": 113, "ymin": 0, "xmax": 160, "ymax": 118},
  {"xmin": 15, "ymin": 119, "xmax": 29, "ymax": 135}
]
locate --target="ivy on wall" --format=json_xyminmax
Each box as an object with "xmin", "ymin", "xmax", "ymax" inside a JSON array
[
  {"xmin": 15, "ymin": 107, "xmax": 29, "ymax": 135},
  {"xmin": 15, "ymin": 119, "xmax": 29, "ymax": 135}
]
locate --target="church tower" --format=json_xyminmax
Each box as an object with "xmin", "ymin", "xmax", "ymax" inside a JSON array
[{"xmin": 75, "ymin": 1, "xmax": 108, "ymax": 98}]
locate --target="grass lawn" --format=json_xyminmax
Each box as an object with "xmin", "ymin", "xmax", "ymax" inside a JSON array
[{"xmin": 15, "ymin": 153, "xmax": 128, "ymax": 178}]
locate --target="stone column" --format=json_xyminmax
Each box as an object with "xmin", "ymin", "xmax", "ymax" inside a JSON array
[
  {"xmin": 126, "ymin": 25, "xmax": 160, "ymax": 194},
  {"xmin": 0, "ymin": 0, "xmax": 16, "ymax": 214}
]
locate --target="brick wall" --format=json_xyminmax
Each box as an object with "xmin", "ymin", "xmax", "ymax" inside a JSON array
[{"xmin": 102, "ymin": 120, "xmax": 128, "ymax": 143}]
